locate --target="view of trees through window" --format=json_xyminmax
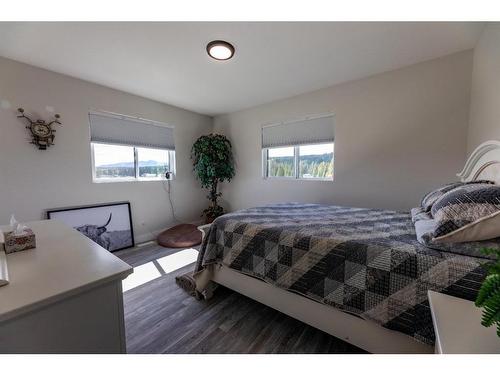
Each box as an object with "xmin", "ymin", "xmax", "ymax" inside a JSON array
[
  {"xmin": 299, "ymin": 144, "xmax": 334, "ymax": 178},
  {"xmin": 266, "ymin": 143, "xmax": 333, "ymax": 179},
  {"xmin": 267, "ymin": 147, "xmax": 294, "ymax": 177},
  {"xmin": 93, "ymin": 143, "xmax": 170, "ymax": 180}
]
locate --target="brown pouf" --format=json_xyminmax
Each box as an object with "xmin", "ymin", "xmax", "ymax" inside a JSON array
[{"xmin": 157, "ymin": 223, "xmax": 202, "ymax": 248}]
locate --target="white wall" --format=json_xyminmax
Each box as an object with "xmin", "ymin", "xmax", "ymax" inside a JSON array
[
  {"xmin": 0, "ymin": 57, "xmax": 213, "ymax": 243},
  {"xmin": 467, "ymin": 23, "xmax": 500, "ymax": 153},
  {"xmin": 214, "ymin": 51, "xmax": 473, "ymax": 212}
]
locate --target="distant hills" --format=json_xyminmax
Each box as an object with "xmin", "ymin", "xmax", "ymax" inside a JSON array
[{"xmin": 98, "ymin": 160, "xmax": 163, "ymax": 168}]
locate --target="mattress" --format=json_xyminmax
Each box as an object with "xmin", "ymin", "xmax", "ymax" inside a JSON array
[{"xmin": 195, "ymin": 203, "xmax": 488, "ymax": 345}]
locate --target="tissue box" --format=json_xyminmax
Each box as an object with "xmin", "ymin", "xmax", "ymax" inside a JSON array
[{"xmin": 2, "ymin": 229, "xmax": 36, "ymax": 254}]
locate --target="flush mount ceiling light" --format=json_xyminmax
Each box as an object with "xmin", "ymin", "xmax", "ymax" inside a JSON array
[{"xmin": 206, "ymin": 40, "xmax": 235, "ymax": 61}]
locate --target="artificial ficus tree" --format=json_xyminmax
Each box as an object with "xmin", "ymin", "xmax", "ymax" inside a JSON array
[{"xmin": 191, "ymin": 134, "xmax": 235, "ymax": 222}]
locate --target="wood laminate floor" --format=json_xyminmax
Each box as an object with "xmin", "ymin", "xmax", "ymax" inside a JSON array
[{"xmin": 116, "ymin": 243, "xmax": 366, "ymax": 354}]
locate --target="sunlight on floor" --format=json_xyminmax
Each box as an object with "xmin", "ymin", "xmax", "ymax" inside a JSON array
[
  {"xmin": 122, "ymin": 262, "xmax": 162, "ymax": 292},
  {"xmin": 122, "ymin": 248, "xmax": 199, "ymax": 292},
  {"xmin": 156, "ymin": 248, "xmax": 199, "ymax": 273}
]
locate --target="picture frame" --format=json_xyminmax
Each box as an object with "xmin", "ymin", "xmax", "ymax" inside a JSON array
[{"xmin": 47, "ymin": 201, "xmax": 135, "ymax": 252}]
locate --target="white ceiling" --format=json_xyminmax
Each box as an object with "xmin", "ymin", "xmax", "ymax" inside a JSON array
[{"xmin": 0, "ymin": 22, "xmax": 485, "ymax": 116}]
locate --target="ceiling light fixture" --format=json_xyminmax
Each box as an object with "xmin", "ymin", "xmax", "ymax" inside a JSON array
[{"xmin": 206, "ymin": 40, "xmax": 235, "ymax": 61}]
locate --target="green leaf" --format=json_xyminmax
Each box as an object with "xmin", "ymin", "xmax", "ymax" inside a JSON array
[
  {"xmin": 476, "ymin": 249, "xmax": 500, "ymax": 336},
  {"xmin": 476, "ymin": 274, "xmax": 500, "ymax": 307}
]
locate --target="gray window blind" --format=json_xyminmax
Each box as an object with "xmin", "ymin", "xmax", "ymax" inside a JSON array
[
  {"xmin": 262, "ymin": 114, "xmax": 335, "ymax": 148},
  {"xmin": 89, "ymin": 112, "xmax": 175, "ymax": 150}
]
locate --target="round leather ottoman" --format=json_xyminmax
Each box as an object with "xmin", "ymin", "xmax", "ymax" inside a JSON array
[{"xmin": 157, "ymin": 223, "xmax": 202, "ymax": 248}]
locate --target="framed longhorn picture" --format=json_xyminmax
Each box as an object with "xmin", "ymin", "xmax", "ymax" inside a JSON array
[{"xmin": 47, "ymin": 201, "xmax": 134, "ymax": 252}]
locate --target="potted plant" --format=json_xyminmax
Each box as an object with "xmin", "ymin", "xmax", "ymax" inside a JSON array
[
  {"xmin": 191, "ymin": 134, "xmax": 235, "ymax": 223},
  {"xmin": 475, "ymin": 248, "xmax": 500, "ymax": 337}
]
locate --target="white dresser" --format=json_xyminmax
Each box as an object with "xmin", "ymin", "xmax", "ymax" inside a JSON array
[
  {"xmin": 428, "ymin": 290, "xmax": 500, "ymax": 354},
  {"xmin": 0, "ymin": 220, "xmax": 133, "ymax": 353}
]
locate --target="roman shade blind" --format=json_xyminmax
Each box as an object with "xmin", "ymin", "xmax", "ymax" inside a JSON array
[
  {"xmin": 262, "ymin": 114, "xmax": 335, "ymax": 148},
  {"xmin": 89, "ymin": 112, "xmax": 175, "ymax": 150}
]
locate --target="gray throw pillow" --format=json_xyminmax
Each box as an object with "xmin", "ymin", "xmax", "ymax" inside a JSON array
[
  {"xmin": 420, "ymin": 180, "xmax": 494, "ymax": 212},
  {"xmin": 431, "ymin": 183, "xmax": 500, "ymax": 243}
]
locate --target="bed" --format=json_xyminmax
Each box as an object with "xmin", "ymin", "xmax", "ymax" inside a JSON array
[{"xmin": 193, "ymin": 140, "xmax": 500, "ymax": 354}]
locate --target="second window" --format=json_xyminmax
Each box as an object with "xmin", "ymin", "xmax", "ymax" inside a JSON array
[{"xmin": 264, "ymin": 142, "xmax": 334, "ymax": 180}]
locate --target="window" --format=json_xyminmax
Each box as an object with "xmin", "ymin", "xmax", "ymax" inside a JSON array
[
  {"xmin": 93, "ymin": 143, "xmax": 135, "ymax": 180},
  {"xmin": 92, "ymin": 143, "xmax": 173, "ymax": 182},
  {"xmin": 89, "ymin": 111, "xmax": 175, "ymax": 182},
  {"xmin": 262, "ymin": 114, "xmax": 334, "ymax": 180},
  {"xmin": 267, "ymin": 146, "xmax": 295, "ymax": 178},
  {"xmin": 299, "ymin": 143, "xmax": 334, "ymax": 179},
  {"xmin": 264, "ymin": 143, "xmax": 334, "ymax": 180},
  {"xmin": 137, "ymin": 147, "xmax": 170, "ymax": 179}
]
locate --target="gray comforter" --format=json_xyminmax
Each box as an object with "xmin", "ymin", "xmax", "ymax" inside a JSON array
[{"xmin": 195, "ymin": 203, "xmax": 488, "ymax": 345}]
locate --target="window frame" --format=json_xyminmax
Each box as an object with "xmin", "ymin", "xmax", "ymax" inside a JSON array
[
  {"xmin": 91, "ymin": 142, "xmax": 175, "ymax": 183},
  {"xmin": 262, "ymin": 142, "xmax": 334, "ymax": 181}
]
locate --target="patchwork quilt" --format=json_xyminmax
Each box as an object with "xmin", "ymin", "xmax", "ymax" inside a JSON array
[{"xmin": 195, "ymin": 203, "xmax": 489, "ymax": 346}]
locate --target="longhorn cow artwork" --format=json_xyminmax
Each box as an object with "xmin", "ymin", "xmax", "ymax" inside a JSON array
[
  {"xmin": 47, "ymin": 202, "xmax": 134, "ymax": 252},
  {"xmin": 75, "ymin": 213, "xmax": 113, "ymax": 249}
]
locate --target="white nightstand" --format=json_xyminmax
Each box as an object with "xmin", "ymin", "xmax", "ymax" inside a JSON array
[{"xmin": 428, "ymin": 290, "xmax": 500, "ymax": 354}]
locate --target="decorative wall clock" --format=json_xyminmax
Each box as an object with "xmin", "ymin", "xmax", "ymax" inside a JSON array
[{"xmin": 17, "ymin": 108, "xmax": 62, "ymax": 150}]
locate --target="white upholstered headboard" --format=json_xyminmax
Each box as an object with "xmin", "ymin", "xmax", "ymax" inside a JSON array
[{"xmin": 457, "ymin": 140, "xmax": 500, "ymax": 184}]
